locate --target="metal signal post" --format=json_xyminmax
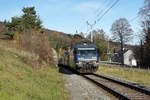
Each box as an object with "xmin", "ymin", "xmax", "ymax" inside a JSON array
[{"xmin": 86, "ymin": 21, "xmax": 96, "ymax": 43}]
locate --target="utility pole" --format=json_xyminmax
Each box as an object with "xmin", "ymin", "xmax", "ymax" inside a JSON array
[
  {"xmin": 75, "ymin": 30, "xmax": 78, "ymax": 34},
  {"xmin": 140, "ymin": 40, "xmax": 143, "ymax": 67},
  {"xmin": 107, "ymin": 38, "xmax": 110, "ymax": 61},
  {"xmin": 86, "ymin": 21, "xmax": 96, "ymax": 42},
  {"xmin": 75, "ymin": 26, "xmax": 78, "ymax": 34}
]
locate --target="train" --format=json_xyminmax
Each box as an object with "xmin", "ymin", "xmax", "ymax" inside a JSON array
[{"xmin": 59, "ymin": 40, "xmax": 99, "ymax": 73}]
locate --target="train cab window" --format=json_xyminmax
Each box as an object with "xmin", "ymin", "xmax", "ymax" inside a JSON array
[
  {"xmin": 73, "ymin": 49, "xmax": 77, "ymax": 55},
  {"xmin": 77, "ymin": 50, "xmax": 97, "ymax": 56}
]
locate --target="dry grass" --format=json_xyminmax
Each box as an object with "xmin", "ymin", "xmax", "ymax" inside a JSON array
[
  {"xmin": 0, "ymin": 30, "xmax": 54, "ymax": 67},
  {"xmin": 0, "ymin": 39, "xmax": 41, "ymax": 69},
  {"xmin": 98, "ymin": 64, "xmax": 150, "ymax": 86},
  {"xmin": 0, "ymin": 44, "xmax": 69, "ymax": 100},
  {"xmin": 19, "ymin": 32, "xmax": 53, "ymax": 64}
]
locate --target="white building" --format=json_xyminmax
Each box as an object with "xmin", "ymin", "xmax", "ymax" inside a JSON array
[
  {"xmin": 112, "ymin": 49, "xmax": 137, "ymax": 66},
  {"xmin": 124, "ymin": 50, "xmax": 137, "ymax": 66}
]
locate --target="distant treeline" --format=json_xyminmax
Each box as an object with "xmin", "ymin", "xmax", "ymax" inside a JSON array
[{"xmin": 0, "ymin": 0, "xmax": 150, "ymax": 68}]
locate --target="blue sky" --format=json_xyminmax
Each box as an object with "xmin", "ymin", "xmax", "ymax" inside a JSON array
[{"xmin": 0, "ymin": 0, "xmax": 144, "ymax": 44}]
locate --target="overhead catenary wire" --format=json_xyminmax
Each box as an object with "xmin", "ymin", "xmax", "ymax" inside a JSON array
[
  {"xmin": 94, "ymin": 0, "xmax": 108, "ymax": 14},
  {"xmin": 96, "ymin": 0, "xmax": 114, "ymax": 19},
  {"xmin": 87, "ymin": 0, "xmax": 120, "ymax": 31},
  {"xmin": 129, "ymin": 15, "xmax": 139, "ymax": 22},
  {"xmin": 86, "ymin": 0, "xmax": 109, "ymax": 32},
  {"xmin": 87, "ymin": 0, "xmax": 110, "ymax": 25},
  {"xmin": 97, "ymin": 0, "xmax": 120, "ymax": 22},
  {"xmin": 85, "ymin": 0, "xmax": 120, "ymax": 38},
  {"xmin": 95, "ymin": 0, "xmax": 109, "ymax": 16}
]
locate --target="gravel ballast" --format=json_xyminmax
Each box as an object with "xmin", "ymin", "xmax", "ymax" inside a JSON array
[{"xmin": 60, "ymin": 67, "xmax": 111, "ymax": 100}]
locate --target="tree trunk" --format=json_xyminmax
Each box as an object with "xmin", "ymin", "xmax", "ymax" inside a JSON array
[{"xmin": 121, "ymin": 38, "xmax": 124, "ymax": 65}]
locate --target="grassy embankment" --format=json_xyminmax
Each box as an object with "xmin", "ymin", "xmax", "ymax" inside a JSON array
[
  {"xmin": 0, "ymin": 46, "xmax": 69, "ymax": 100},
  {"xmin": 98, "ymin": 64, "xmax": 150, "ymax": 86}
]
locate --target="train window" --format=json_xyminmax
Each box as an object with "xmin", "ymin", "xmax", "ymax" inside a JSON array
[
  {"xmin": 77, "ymin": 50, "xmax": 97, "ymax": 56},
  {"xmin": 73, "ymin": 49, "xmax": 77, "ymax": 55},
  {"xmin": 97, "ymin": 48, "xmax": 100, "ymax": 55}
]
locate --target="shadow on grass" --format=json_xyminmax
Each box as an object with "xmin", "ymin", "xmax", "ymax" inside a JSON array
[
  {"xmin": 58, "ymin": 65, "xmax": 73, "ymax": 75},
  {"xmin": 0, "ymin": 35, "xmax": 12, "ymax": 40}
]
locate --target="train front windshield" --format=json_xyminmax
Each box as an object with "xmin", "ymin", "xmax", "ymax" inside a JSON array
[
  {"xmin": 76, "ymin": 48, "xmax": 98, "ymax": 61},
  {"xmin": 77, "ymin": 50, "xmax": 97, "ymax": 57}
]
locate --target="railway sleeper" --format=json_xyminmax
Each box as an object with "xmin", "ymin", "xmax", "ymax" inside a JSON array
[{"xmin": 77, "ymin": 64, "xmax": 98, "ymax": 73}]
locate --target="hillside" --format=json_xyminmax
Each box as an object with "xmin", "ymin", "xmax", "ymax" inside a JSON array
[
  {"xmin": 0, "ymin": 22, "xmax": 6, "ymax": 39},
  {"xmin": 45, "ymin": 28, "xmax": 83, "ymax": 50},
  {"xmin": 0, "ymin": 21, "xmax": 81, "ymax": 49},
  {"xmin": 0, "ymin": 20, "xmax": 137, "ymax": 57},
  {"xmin": 0, "ymin": 22, "xmax": 3, "ymax": 26},
  {"xmin": 0, "ymin": 44, "xmax": 68, "ymax": 100}
]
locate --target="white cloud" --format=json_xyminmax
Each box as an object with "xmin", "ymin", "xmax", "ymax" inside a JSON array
[{"xmin": 74, "ymin": 1, "xmax": 102, "ymax": 14}]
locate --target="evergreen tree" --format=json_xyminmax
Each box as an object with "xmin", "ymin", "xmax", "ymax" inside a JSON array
[
  {"xmin": 22, "ymin": 7, "xmax": 42, "ymax": 30},
  {"xmin": 4, "ymin": 6, "xmax": 42, "ymax": 39}
]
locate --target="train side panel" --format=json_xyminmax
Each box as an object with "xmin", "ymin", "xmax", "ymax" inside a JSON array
[{"xmin": 69, "ymin": 50, "xmax": 76, "ymax": 69}]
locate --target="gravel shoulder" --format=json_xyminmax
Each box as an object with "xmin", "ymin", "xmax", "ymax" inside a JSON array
[{"xmin": 59, "ymin": 67, "xmax": 111, "ymax": 100}]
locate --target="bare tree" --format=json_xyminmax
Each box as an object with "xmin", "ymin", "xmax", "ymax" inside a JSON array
[
  {"xmin": 94, "ymin": 29, "xmax": 106, "ymax": 40},
  {"xmin": 139, "ymin": 0, "xmax": 150, "ymax": 67},
  {"xmin": 87, "ymin": 29, "xmax": 107, "ymax": 42},
  {"xmin": 139, "ymin": 0, "xmax": 150, "ymax": 19},
  {"xmin": 79, "ymin": 32, "xmax": 85, "ymax": 38},
  {"xmin": 110, "ymin": 18, "xmax": 133, "ymax": 64}
]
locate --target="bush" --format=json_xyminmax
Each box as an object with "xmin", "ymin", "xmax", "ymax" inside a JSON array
[
  {"xmin": 18, "ymin": 31, "xmax": 53, "ymax": 65},
  {"xmin": 97, "ymin": 45, "xmax": 108, "ymax": 61}
]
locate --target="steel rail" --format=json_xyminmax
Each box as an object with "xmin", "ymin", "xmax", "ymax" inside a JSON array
[
  {"xmin": 82, "ymin": 75, "xmax": 130, "ymax": 100},
  {"xmin": 92, "ymin": 73, "xmax": 150, "ymax": 96},
  {"xmin": 59, "ymin": 65, "xmax": 150, "ymax": 99}
]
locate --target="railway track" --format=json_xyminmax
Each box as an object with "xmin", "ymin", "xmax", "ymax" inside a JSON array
[
  {"xmin": 59, "ymin": 65, "xmax": 150, "ymax": 100},
  {"xmin": 82, "ymin": 73, "xmax": 150, "ymax": 100}
]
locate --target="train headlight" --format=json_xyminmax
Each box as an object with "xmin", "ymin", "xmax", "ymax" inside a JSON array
[
  {"xmin": 78, "ymin": 62, "xmax": 82, "ymax": 64},
  {"xmin": 93, "ymin": 61, "xmax": 97, "ymax": 64},
  {"xmin": 76, "ymin": 62, "xmax": 82, "ymax": 67}
]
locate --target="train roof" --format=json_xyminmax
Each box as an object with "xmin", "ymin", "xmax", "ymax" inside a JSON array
[{"xmin": 73, "ymin": 40, "xmax": 97, "ymax": 49}]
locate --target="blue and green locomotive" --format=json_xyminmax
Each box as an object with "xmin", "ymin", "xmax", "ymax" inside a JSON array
[{"xmin": 59, "ymin": 40, "xmax": 99, "ymax": 73}]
